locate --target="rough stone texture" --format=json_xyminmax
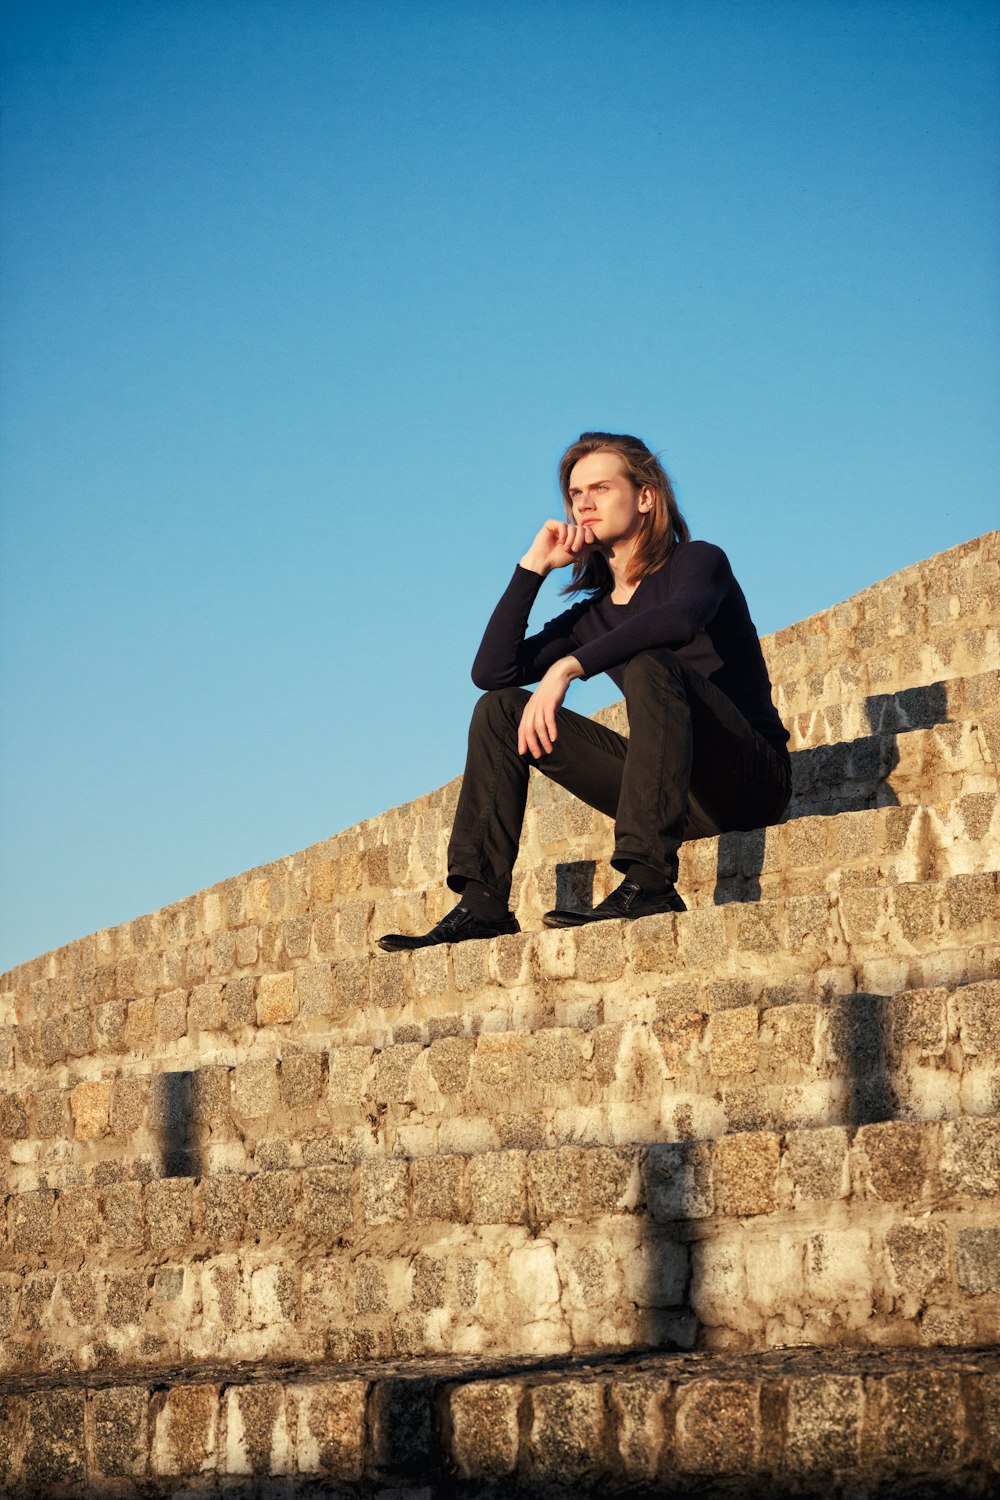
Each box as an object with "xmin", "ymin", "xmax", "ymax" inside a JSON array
[{"xmin": 0, "ymin": 534, "xmax": 997, "ymax": 1492}]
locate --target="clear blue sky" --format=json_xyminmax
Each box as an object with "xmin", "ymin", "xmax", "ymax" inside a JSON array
[{"xmin": 1, "ymin": 0, "xmax": 998, "ymax": 972}]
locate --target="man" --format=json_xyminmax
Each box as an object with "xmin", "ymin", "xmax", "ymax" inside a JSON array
[{"xmin": 378, "ymin": 431, "xmax": 790, "ymax": 951}]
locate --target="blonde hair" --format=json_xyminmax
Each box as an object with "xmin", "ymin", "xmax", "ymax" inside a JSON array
[{"xmin": 557, "ymin": 432, "xmax": 689, "ymax": 594}]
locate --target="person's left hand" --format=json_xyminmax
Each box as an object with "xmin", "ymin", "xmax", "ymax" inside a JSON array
[{"xmin": 518, "ymin": 656, "xmax": 584, "ymax": 758}]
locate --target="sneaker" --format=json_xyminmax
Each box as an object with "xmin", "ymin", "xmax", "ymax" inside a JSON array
[
  {"xmin": 377, "ymin": 903, "xmax": 520, "ymax": 952},
  {"xmin": 542, "ymin": 877, "xmax": 686, "ymax": 929}
]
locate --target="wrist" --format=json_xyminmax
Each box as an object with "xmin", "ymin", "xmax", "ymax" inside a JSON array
[{"xmin": 519, "ymin": 551, "xmax": 551, "ymax": 577}]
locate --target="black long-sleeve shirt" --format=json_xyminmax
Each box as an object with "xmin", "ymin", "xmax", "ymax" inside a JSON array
[{"xmin": 472, "ymin": 540, "xmax": 790, "ymax": 760}]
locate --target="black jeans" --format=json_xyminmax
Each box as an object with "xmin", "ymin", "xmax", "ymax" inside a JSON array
[{"xmin": 447, "ymin": 649, "xmax": 792, "ymax": 902}]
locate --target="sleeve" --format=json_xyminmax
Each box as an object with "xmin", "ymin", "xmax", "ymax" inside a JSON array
[
  {"xmin": 471, "ymin": 566, "xmax": 590, "ymax": 689},
  {"xmin": 572, "ymin": 542, "xmax": 732, "ymax": 679}
]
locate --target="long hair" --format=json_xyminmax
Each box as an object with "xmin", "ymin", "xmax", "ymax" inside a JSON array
[{"xmin": 557, "ymin": 431, "xmax": 689, "ymax": 595}]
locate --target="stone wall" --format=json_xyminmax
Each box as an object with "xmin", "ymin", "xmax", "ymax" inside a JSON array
[{"xmin": 0, "ymin": 530, "xmax": 997, "ymax": 1496}]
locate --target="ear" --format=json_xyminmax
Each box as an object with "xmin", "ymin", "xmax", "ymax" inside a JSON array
[{"xmin": 638, "ymin": 484, "xmax": 654, "ymax": 512}]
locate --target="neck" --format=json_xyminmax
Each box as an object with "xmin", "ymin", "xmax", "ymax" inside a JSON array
[{"xmin": 604, "ymin": 534, "xmax": 640, "ymax": 590}]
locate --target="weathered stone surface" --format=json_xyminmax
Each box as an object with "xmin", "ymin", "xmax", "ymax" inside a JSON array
[
  {"xmin": 784, "ymin": 1373, "xmax": 864, "ymax": 1473},
  {"xmin": 297, "ymin": 1380, "xmax": 368, "ymax": 1477},
  {"xmin": 22, "ymin": 1390, "xmax": 85, "ymax": 1486},
  {"xmin": 528, "ymin": 1380, "xmax": 607, "ymax": 1482},
  {"xmin": 152, "ymin": 1383, "xmax": 219, "ymax": 1476},
  {"xmin": 675, "ymin": 1378, "xmax": 761, "ymax": 1474},
  {"xmin": 94, "ymin": 1385, "xmax": 147, "ymax": 1478},
  {"xmin": 450, "ymin": 1379, "xmax": 521, "ymax": 1478}
]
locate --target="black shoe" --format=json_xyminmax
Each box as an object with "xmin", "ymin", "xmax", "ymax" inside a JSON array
[
  {"xmin": 543, "ymin": 877, "xmax": 686, "ymax": 929},
  {"xmin": 377, "ymin": 903, "xmax": 520, "ymax": 952}
]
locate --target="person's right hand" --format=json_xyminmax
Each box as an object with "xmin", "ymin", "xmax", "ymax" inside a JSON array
[{"xmin": 520, "ymin": 519, "xmax": 596, "ymax": 576}]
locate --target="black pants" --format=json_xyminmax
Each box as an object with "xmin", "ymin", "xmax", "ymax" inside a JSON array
[{"xmin": 447, "ymin": 648, "xmax": 792, "ymax": 902}]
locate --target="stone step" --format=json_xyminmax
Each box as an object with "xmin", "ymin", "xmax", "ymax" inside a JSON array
[
  {"xmin": 3, "ymin": 872, "xmax": 998, "ymax": 1112},
  {"xmin": 2, "ymin": 652, "xmax": 994, "ymax": 1019},
  {"xmin": 349, "ymin": 673, "xmax": 1000, "ymax": 868},
  {"xmin": 0, "ymin": 1345, "xmax": 996, "ymax": 1498},
  {"xmin": 772, "ymin": 623, "xmax": 999, "ymax": 723},
  {"xmin": 2, "ymin": 1117, "xmax": 997, "ymax": 1372},
  {"xmin": 5, "ymin": 978, "xmax": 999, "ymax": 1194},
  {"xmin": 4, "ymin": 785, "xmax": 998, "ymax": 1053}
]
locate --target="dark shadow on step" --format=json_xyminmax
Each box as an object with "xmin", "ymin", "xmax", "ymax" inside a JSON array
[
  {"xmin": 554, "ymin": 861, "xmax": 596, "ymax": 912},
  {"xmin": 149, "ymin": 1070, "xmax": 198, "ymax": 1178}
]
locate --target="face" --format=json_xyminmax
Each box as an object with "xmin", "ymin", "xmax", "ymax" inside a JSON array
[{"xmin": 566, "ymin": 451, "xmax": 653, "ymax": 546}]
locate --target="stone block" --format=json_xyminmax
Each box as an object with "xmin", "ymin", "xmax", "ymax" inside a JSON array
[
  {"xmin": 31, "ymin": 1087, "xmax": 68, "ymax": 1138},
  {"xmin": 411, "ymin": 943, "xmax": 450, "ymax": 996},
  {"xmin": 474, "ymin": 1030, "xmax": 529, "ymax": 1097},
  {"xmin": 955, "ymin": 979, "xmax": 1000, "ymax": 1053},
  {"xmin": 0, "ymin": 1091, "xmax": 28, "ymax": 1139},
  {"xmin": 645, "ymin": 1142, "xmax": 712, "ymax": 1220},
  {"xmin": 469, "ymin": 1150, "xmax": 527, "ymax": 1223},
  {"xmin": 257, "ymin": 971, "xmax": 297, "ymax": 1026},
  {"xmin": 113, "ymin": 1085, "xmax": 151, "ymax": 1146},
  {"xmin": 528, "ymin": 1147, "xmax": 587, "ymax": 1221},
  {"xmin": 856, "ymin": 1121, "xmax": 931, "ymax": 1202},
  {"xmin": 945, "ymin": 871, "xmax": 997, "ymax": 932},
  {"xmin": 707, "ymin": 1006, "xmax": 758, "ymax": 1077},
  {"xmin": 675, "ymin": 1378, "xmax": 761, "ymax": 1475},
  {"xmin": 196, "ymin": 1175, "xmax": 245, "ymax": 1243},
  {"xmin": 101, "ymin": 1182, "xmax": 145, "ymax": 1248},
  {"xmin": 147, "ymin": 1177, "xmax": 193, "ymax": 1249},
  {"xmin": 587, "ymin": 1146, "xmax": 639, "ymax": 1214},
  {"xmin": 279, "ymin": 1050, "xmax": 324, "ymax": 1109},
  {"xmin": 224, "ymin": 1382, "xmax": 291, "ymax": 1476},
  {"xmin": 208, "ymin": 929, "xmax": 237, "ymax": 975},
  {"xmin": 58, "ymin": 1186, "xmax": 99, "ymax": 1248},
  {"xmin": 956, "ymin": 1226, "xmax": 1000, "ymax": 1294},
  {"xmin": 369, "ymin": 1377, "xmax": 434, "ymax": 1474},
  {"xmin": 783, "ymin": 1127, "xmax": 849, "ymax": 1201},
  {"xmin": 331, "ymin": 957, "xmax": 369, "ymax": 1016},
  {"xmin": 412, "ymin": 1154, "xmax": 466, "ymax": 1220},
  {"xmin": 94, "ymin": 1386, "xmax": 148, "ymax": 1478},
  {"xmin": 71, "ymin": 1078, "xmax": 113, "ymax": 1140},
  {"xmin": 156, "ymin": 988, "xmax": 188, "ymax": 1041},
  {"xmin": 575, "ymin": 923, "xmax": 625, "ymax": 982},
  {"xmin": 885, "ymin": 1221, "xmax": 948, "ymax": 1295},
  {"xmin": 609, "ymin": 1375, "xmax": 668, "ymax": 1482},
  {"xmin": 107, "ymin": 1270, "xmax": 148, "ymax": 1327},
  {"xmin": 191, "ymin": 1064, "xmax": 230, "ymax": 1122},
  {"xmin": 224, "ymin": 974, "xmax": 256, "ymax": 1029},
  {"xmin": 450, "ymin": 1381, "xmax": 521, "ymax": 1479},
  {"xmin": 876, "ymin": 1371, "xmax": 964, "ymax": 1471},
  {"xmin": 297, "ymin": 1380, "xmax": 368, "ymax": 1478},
  {"xmin": 294, "ymin": 962, "xmax": 333, "ymax": 1016},
  {"xmin": 428, "ymin": 1035, "xmax": 475, "ymax": 1094},
  {"xmin": 940, "ymin": 1117, "xmax": 1000, "ymax": 1197},
  {"xmin": 526, "ymin": 1381, "xmax": 607, "ymax": 1482},
  {"xmin": 713, "ymin": 1132, "xmax": 779, "ymax": 1217},
  {"xmin": 12, "ymin": 1188, "xmax": 55, "ymax": 1251},
  {"xmin": 60, "ymin": 1269, "xmax": 98, "ymax": 1324},
  {"xmin": 22, "ymin": 1391, "xmax": 85, "ymax": 1488},
  {"xmin": 302, "ymin": 1165, "xmax": 353, "ymax": 1235},
  {"xmin": 247, "ymin": 1170, "xmax": 297, "ymax": 1233},
  {"xmin": 189, "ymin": 981, "xmax": 223, "ymax": 1032},
  {"xmin": 235, "ymin": 924, "xmax": 259, "ymax": 967},
  {"xmin": 152, "ymin": 1384, "xmax": 219, "ymax": 1476},
  {"xmin": 327, "ymin": 1044, "xmax": 372, "ymax": 1105},
  {"xmin": 374, "ymin": 1043, "xmax": 422, "ymax": 1104},
  {"xmin": 371, "ymin": 951, "xmax": 416, "ymax": 1010},
  {"xmin": 64, "ymin": 1006, "xmax": 93, "ymax": 1057},
  {"xmin": 676, "ymin": 909, "xmax": 727, "ymax": 967},
  {"xmin": 361, "ymin": 1158, "xmax": 409, "ymax": 1224},
  {"xmin": 233, "ymin": 1059, "xmax": 280, "ymax": 1118},
  {"xmin": 21, "ymin": 1272, "xmax": 56, "ymax": 1331}
]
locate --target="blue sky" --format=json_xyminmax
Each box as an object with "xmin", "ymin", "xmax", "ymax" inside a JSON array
[{"xmin": 1, "ymin": 0, "xmax": 998, "ymax": 972}]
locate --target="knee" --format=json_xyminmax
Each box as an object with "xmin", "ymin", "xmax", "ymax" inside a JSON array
[
  {"xmin": 470, "ymin": 687, "xmax": 528, "ymax": 731},
  {"xmin": 622, "ymin": 648, "xmax": 684, "ymax": 694}
]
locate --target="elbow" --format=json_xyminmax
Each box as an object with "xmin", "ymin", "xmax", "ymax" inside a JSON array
[{"xmin": 471, "ymin": 662, "xmax": 500, "ymax": 691}]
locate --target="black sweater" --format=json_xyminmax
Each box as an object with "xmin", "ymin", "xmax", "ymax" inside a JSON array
[{"xmin": 471, "ymin": 540, "xmax": 790, "ymax": 760}]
